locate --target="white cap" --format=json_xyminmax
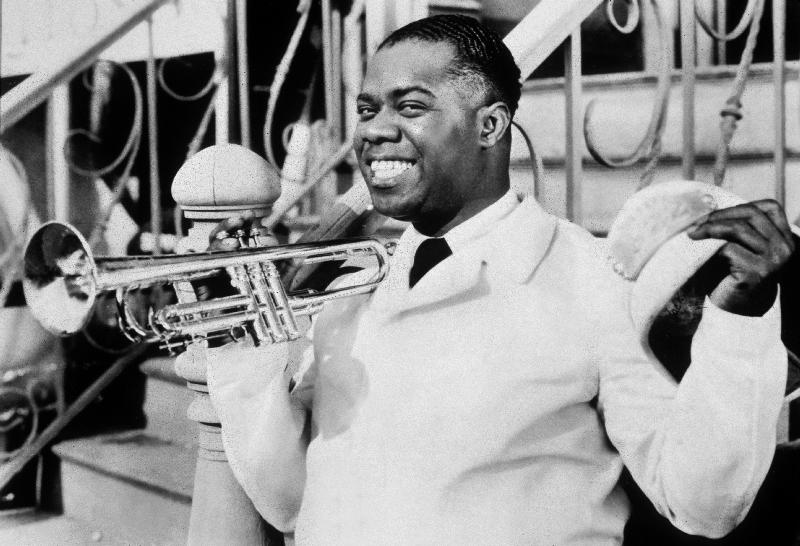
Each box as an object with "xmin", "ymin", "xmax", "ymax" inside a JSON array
[{"xmin": 606, "ymin": 180, "xmax": 797, "ymax": 363}]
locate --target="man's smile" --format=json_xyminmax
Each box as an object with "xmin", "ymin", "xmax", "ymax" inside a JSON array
[{"xmin": 366, "ymin": 159, "xmax": 418, "ymax": 187}]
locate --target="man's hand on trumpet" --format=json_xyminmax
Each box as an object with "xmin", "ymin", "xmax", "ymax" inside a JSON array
[
  {"xmin": 194, "ymin": 212, "xmax": 280, "ymax": 305},
  {"xmin": 208, "ymin": 211, "xmax": 280, "ymax": 252}
]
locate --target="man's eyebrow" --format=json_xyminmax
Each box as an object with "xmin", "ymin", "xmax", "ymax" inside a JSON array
[
  {"xmin": 389, "ymin": 86, "xmax": 436, "ymax": 100},
  {"xmin": 356, "ymin": 86, "xmax": 436, "ymax": 103}
]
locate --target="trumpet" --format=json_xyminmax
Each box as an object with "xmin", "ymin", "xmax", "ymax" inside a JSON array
[{"xmin": 22, "ymin": 222, "xmax": 390, "ymax": 350}]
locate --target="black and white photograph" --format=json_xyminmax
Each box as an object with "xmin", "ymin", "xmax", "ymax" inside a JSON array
[{"xmin": 0, "ymin": 0, "xmax": 799, "ymax": 544}]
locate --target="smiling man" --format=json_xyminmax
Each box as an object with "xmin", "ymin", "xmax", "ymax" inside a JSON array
[
  {"xmin": 204, "ymin": 14, "xmax": 795, "ymax": 545},
  {"xmin": 354, "ymin": 33, "xmax": 516, "ymax": 236}
]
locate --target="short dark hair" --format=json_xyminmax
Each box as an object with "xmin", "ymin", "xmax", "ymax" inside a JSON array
[{"xmin": 378, "ymin": 14, "xmax": 522, "ymax": 116}]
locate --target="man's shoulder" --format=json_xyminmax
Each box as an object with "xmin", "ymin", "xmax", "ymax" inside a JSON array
[
  {"xmin": 547, "ymin": 216, "xmax": 609, "ymax": 269},
  {"xmin": 533, "ymin": 214, "xmax": 628, "ymax": 299}
]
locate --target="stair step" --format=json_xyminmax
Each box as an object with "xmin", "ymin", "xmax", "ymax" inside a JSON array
[
  {"xmin": 53, "ymin": 431, "xmax": 196, "ymax": 545},
  {"xmin": 0, "ymin": 511, "xmax": 126, "ymax": 545}
]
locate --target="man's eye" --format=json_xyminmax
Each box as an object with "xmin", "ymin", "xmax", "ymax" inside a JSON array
[
  {"xmin": 399, "ymin": 102, "xmax": 426, "ymax": 116},
  {"xmin": 357, "ymin": 105, "xmax": 377, "ymax": 119}
]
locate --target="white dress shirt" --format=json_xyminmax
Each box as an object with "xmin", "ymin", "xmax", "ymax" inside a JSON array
[{"xmin": 205, "ymin": 191, "xmax": 786, "ymax": 545}]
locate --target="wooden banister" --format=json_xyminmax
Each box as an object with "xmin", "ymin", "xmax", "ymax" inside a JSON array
[
  {"xmin": 504, "ymin": 0, "xmax": 603, "ymax": 82},
  {"xmin": 0, "ymin": 0, "xmax": 172, "ymax": 134}
]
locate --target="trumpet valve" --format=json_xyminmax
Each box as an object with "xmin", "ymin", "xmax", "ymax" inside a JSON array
[
  {"xmin": 249, "ymin": 228, "xmax": 263, "ymax": 247},
  {"xmin": 234, "ymin": 229, "xmax": 248, "ymax": 248}
]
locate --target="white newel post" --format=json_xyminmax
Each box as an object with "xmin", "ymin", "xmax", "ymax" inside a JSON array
[{"xmin": 171, "ymin": 144, "xmax": 282, "ymax": 545}]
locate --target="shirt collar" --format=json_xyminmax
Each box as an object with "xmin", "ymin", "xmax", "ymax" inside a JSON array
[
  {"xmin": 391, "ymin": 189, "xmax": 519, "ymax": 279},
  {"xmin": 440, "ymin": 189, "xmax": 519, "ymax": 253},
  {"xmin": 373, "ymin": 192, "xmax": 557, "ymax": 314}
]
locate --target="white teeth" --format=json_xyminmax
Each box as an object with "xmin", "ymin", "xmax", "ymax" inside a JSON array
[{"xmin": 370, "ymin": 160, "xmax": 413, "ymax": 179}]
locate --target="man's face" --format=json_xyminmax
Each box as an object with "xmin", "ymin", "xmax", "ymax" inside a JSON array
[{"xmin": 354, "ymin": 40, "xmax": 485, "ymax": 227}]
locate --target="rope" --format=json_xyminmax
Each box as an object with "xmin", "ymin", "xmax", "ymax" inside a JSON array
[
  {"xmin": 638, "ymin": 135, "xmax": 662, "ymax": 189},
  {"xmin": 712, "ymin": 0, "xmax": 766, "ymax": 187}
]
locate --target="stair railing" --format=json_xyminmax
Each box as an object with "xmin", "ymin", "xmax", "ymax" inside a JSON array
[
  {"xmin": 0, "ymin": 0, "xmax": 172, "ymax": 134},
  {"xmin": 0, "ymin": 0, "xmax": 230, "ymax": 497}
]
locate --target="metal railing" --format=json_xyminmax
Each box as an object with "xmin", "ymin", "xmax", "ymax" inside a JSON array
[{"xmin": 549, "ymin": 0, "xmax": 790, "ymax": 226}]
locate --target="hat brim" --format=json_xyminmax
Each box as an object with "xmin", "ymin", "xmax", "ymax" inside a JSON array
[{"xmin": 607, "ymin": 180, "xmax": 800, "ymax": 383}]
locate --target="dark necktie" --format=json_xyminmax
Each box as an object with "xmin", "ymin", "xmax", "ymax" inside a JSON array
[{"xmin": 409, "ymin": 237, "xmax": 452, "ymax": 288}]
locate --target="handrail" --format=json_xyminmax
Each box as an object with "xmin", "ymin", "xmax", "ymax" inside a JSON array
[
  {"xmin": 0, "ymin": 344, "xmax": 150, "ymax": 491},
  {"xmin": 0, "ymin": 0, "xmax": 172, "ymax": 134},
  {"xmin": 505, "ymin": 0, "xmax": 604, "ymax": 82}
]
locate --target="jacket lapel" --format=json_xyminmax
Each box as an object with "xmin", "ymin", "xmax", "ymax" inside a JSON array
[{"xmin": 373, "ymin": 196, "xmax": 558, "ymax": 316}]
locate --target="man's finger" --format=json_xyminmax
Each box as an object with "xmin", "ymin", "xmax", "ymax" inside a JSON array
[
  {"xmin": 698, "ymin": 201, "xmax": 794, "ymax": 250},
  {"xmin": 210, "ymin": 236, "xmax": 242, "ymax": 252},
  {"xmin": 697, "ymin": 202, "xmax": 781, "ymax": 239},
  {"xmin": 209, "ymin": 216, "xmax": 245, "ymax": 242},
  {"xmin": 688, "ymin": 219, "xmax": 770, "ymax": 255},
  {"xmin": 208, "ymin": 211, "xmax": 263, "ymax": 249},
  {"xmin": 750, "ymin": 199, "xmax": 796, "ymax": 249}
]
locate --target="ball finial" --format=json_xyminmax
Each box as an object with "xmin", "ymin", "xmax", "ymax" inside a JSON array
[{"xmin": 171, "ymin": 144, "xmax": 281, "ymax": 220}]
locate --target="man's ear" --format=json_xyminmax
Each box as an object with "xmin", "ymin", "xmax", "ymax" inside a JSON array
[{"xmin": 478, "ymin": 102, "xmax": 511, "ymax": 149}]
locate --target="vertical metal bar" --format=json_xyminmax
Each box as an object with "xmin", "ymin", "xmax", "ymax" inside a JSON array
[
  {"xmin": 331, "ymin": 4, "xmax": 343, "ymax": 144},
  {"xmin": 680, "ymin": 0, "xmax": 696, "ymax": 180},
  {"xmin": 343, "ymin": 2, "xmax": 365, "ymax": 141},
  {"xmin": 215, "ymin": 3, "xmax": 231, "ymax": 144},
  {"xmin": 642, "ymin": 0, "xmax": 660, "ymax": 72},
  {"xmin": 235, "ymin": 0, "xmax": 251, "ymax": 148},
  {"xmin": 773, "ymin": 0, "xmax": 786, "ymax": 205},
  {"xmin": 322, "ymin": 0, "xmax": 335, "ymax": 131},
  {"xmin": 696, "ymin": 0, "xmax": 714, "ymax": 67},
  {"xmin": 564, "ymin": 30, "xmax": 582, "ymax": 224},
  {"xmin": 318, "ymin": 0, "xmax": 338, "ymax": 214},
  {"xmin": 46, "ymin": 84, "xmax": 71, "ymax": 222},
  {"xmin": 715, "ymin": 0, "xmax": 727, "ymax": 64},
  {"xmin": 146, "ymin": 19, "xmax": 162, "ymax": 255}
]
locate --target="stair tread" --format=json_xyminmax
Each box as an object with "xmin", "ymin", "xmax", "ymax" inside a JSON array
[
  {"xmin": 0, "ymin": 511, "xmax": 127, "ymax": 545},
  {"xmin": 53, "ymin": 431, "xmax": 196, "ymax": 501}
]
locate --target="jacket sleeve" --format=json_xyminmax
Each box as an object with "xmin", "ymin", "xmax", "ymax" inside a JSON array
[
  {"xmin": 196, "ymin": 329, "xmax": 316, "ymax": 533},
  {"xmin": 598, "ymin": 296, "xmax": 786, "ymax": 538}
]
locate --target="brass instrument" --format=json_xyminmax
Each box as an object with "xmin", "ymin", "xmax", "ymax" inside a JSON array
[{"xmin": 22, "ymin": 222, "xmax": 389, "ymax": 350}]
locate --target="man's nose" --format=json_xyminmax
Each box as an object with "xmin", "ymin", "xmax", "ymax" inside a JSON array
[{"xmin": 358, "ymin": 112, "xmax": 401, "ymax": 144}]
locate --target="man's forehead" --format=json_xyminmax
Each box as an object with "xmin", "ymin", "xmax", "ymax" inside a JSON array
[{"xmin": 360, "ymin": 40, "xmax": 458, "ymax": 95}]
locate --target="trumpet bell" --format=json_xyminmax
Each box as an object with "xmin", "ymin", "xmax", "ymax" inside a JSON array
[{"xmin": 23, "ymin": 222, "xmax": 98, "ymax": 336}]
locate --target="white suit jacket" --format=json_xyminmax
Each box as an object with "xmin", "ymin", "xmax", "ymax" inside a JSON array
[{"xmin": 206, "ymin": 194, "xmax": 786, "ymax": 545}]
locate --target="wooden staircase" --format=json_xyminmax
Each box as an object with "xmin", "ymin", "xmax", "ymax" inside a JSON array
[{"xmin": 1, "ymin": 357, "xmax": 195, "ymax": 545}]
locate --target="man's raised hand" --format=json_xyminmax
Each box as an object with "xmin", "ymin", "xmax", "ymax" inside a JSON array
[{"xmin": 687, "ymin": 199, "xmax": 796, "ymax": 316}]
